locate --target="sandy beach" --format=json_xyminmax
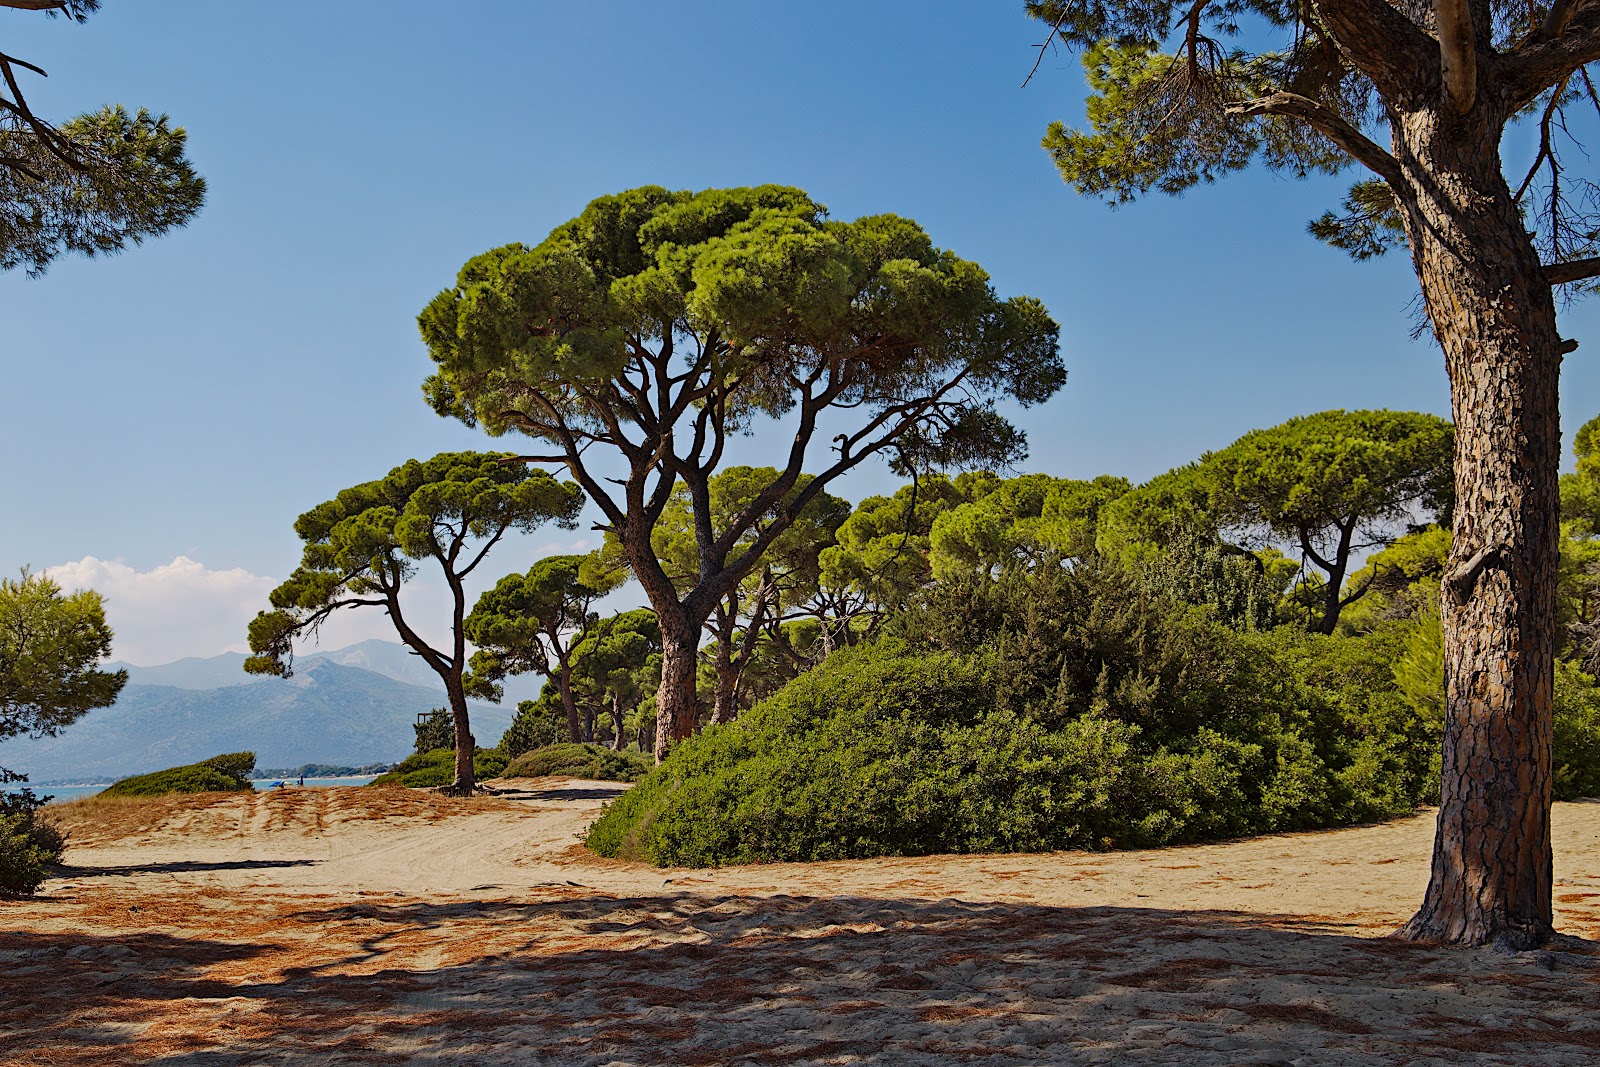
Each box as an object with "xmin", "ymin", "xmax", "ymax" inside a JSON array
[{"xmin": 5, "ymin": 783, "xmax": 1600, "ymax": 1065}]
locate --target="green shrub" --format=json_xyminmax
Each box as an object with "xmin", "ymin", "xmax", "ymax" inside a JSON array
[
  {"xmin": 1555, "ymin": 660, "xmax": 1600, "ymax": 800},
  {"xmin": 369, "ymin": 747, "xmax": 508, "ymax": 788},
  {"xmin": 502, "ymin": 742, "xmax": 651, "ymax": 782},
  {"xmin": 499, "ymin": 690, "xmax": 566, "ymax": 758},
  {"xmin": 590, "ymin": 565, "xmax": 1445, "ymax": 868},
  {"xmin": 102, "ymin": 752, "xmax": 256, "ymax": 798},
  {"xmin": 0, "ymin": 790, "xmax": 66, "ymax": 897}
]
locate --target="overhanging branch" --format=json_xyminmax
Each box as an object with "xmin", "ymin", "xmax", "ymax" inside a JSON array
[
  {"xmin": 1225, "ymin": 92, "xmax": 1405, "ymax": 187},
  {"xmin": 1544, "ymin": 255, "xmax": 1600, "ymax": 283}
]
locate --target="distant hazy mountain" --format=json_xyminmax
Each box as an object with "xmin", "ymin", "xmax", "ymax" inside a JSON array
[
  {"xmin": 0, "ymin": 660, "xmax": 515, "ymax": 784},
  {"xmin": 105, "ymin": 651, "xmax": 253, "ymax": 690},
  {"xmin": 106, "ymin": 639, "xmax": 542, "ymax": 703}
]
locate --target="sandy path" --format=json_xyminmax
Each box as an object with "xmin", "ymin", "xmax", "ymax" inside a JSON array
[{"xmin": 4, "ymin": 783, "xmax": 1600, "ymax": 1065}]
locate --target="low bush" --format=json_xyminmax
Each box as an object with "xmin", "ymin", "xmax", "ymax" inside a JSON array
[
  {"xmin": 369, "ymin": 747, "xmax": 508, "ymax": 788},
  {"xmin": 0, "ymin": 789, "xmax": 67, "ymax": 897},
  {"xmin": 102, "ymin": 752, "xmax": 256, "ymax": 798},
  {"xmin": 502, "ymin": 742, "xmax": 651, "ymax": 782},
  {"xmin": 589, "ymin": 563, "xmax": 1447, "ymax": 868}
]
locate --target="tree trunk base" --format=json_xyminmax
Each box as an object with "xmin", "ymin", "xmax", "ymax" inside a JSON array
[
  {"xmin": 1394, "ymin": 911, "xmax": 1555, "ymax": 952},
  {"xmin": 437, "ymin": 780, "xmax": 476, "ymax": 798}
]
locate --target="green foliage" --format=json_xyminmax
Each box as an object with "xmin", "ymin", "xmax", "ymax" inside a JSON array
[
  {"xmin": 818, "ymin": 475, "xmax": 976, "ymax": 619},
  {"xmin": 370, "ymin": 747, "xmax": 509, "ymax": 788},
  {"xmin": 421, "ymin": 185, "xmax": 1063, "ymax": 452},
  {"xmin": 590, "ymin": 561, "xmax": 1443, "ymax": 867},
  {"xmin": 0, "ymin": 790, "xmax": 66, "ymax": 898},
  {"xmin": 1554, "ymin": 662, "xmax": 1600, "ymax": 802},
  {"xmin": 1, "ymin": 102, "xmax": 205, "ymax": 275},
  {"xmin": 1095, "ymin": 464, "xmax": 1217, "ymax": 563},
  {"xmin": 929, "ymin": 473, "xmax": 1132, "ymax": 577},
  {"xmin": 103, "ymin": 753, "xmax": 256, "ymax": 798},
  {"xmin": 1564, "ymin": 414, "xmax": 1600, "ymax": 535},
  {"xmin": 1205, "ymin": 410, "xmax": 1454, "ymax": 549},
  {"xmin": 0, "ymin": 569, "xmax": 127, "ymax": 782},
  {"xmin": 500, "ymin": 690, "xmax": 568, "ymax": 757},
  {"xmin": 1099, "ymin": 411, "xmax": 1452, "ymax": 632},
  {"xmin": 465, "ymin": 552, "xmax": 623, "ymax": 705},
  {"xmin": 502, "ymin": 743, "xmax": 652, "ymax": 782},
  {"xmin": 413, "ymin": 708, "xmax": 454, "ymax": 755}
]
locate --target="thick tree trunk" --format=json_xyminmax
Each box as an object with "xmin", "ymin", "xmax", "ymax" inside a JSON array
[
  {"xmin": 653, "ymin": 626, "xmax": 702, "ymax": 762},
  {"xmin": 1314, "ymin": 523, "xmax": 1354, "ymax": 636},
  {"xmin": 446, "ymin": 679, "xmax": 476, "ymax": 797},
  {"xmin": 1391, "ymin": 104, "xmax": 1560, "ymax": 949},
  {"xmin": 556, "ymin": 659, "xmax": 582, "ymax": 743}
]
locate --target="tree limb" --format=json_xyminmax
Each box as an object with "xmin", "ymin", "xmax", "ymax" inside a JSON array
[
  {"xmin": 1445, "ymin": 543, "xmax": 1508, "ymax": 605},
  {"xmin": 1225, "ymin": 92, "xmax": 1406, "ymax": 187},
  {"xmin": 1544, "ymin": 254, "xmax": 1600, "ymax": 283},
  {"xmin": 1310, "ymin": 0, "xmax": 1438, "ymax": 106},
  {"xmin": 1506, "ymin": 7, "xmax": 1600, "ymax": 109},
  {"xmin": 1436, "ymin": 0, "xmax": 1477, "ymax": 112}
]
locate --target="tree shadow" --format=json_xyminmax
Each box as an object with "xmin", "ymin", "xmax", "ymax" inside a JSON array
[
  {"xmin": 7, "ymin": 894, "xmax": 1599, "ymax": 1065},
  {"xmin": 498, "ymin": 784, "xmax": 631, "ymax": 802},
  {"xmin": 55, "ymin": 858, "xmax": 319, "ymax": 877}
]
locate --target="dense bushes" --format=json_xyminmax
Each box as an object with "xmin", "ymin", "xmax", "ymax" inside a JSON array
[
  {"xmin": 369, "ymin": 747, "xmax": 508, "ymax": 787},
  {"xmin": 102, "ymin": 752, "xmax": 256, "ymax": 798},
  {"xmin": 588, "ymin": 561, "xmax": 1470, "ymax": 867},
  {"xmin": 502, "ymin": 742, "xmax": 652, "ymax": 782},
  {"xmin": 0, "ymin": 790, "xmax": 66, "ymax": 897}
]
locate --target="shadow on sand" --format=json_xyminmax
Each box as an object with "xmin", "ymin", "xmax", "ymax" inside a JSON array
[
  {"xmin": 5, "ymin": 893, "xmax": 1599, "ymax": 1066},
  {"xmin": 54, "ymin": 858, "xmax": 320, "ymax": 877}
]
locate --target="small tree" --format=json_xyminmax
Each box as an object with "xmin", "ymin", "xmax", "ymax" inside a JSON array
[
  {"xmin": 1, "ymin": 1, "xmax": 204, "ymax": 274},
  {"xmin": 245, "ymin": 452, "xmax": 583, "ymax": 795},
  {"xmin": 413, "ymin": 708, "xmax": 454, "ymax": 755},
  {"xmin": 1205, "ymin": 410, "xmax": 1454, "ymax": 634},
  {"xmin": 420, "ymin": 185, "xmax": 1063, "ymax": 759},
  {"xmin": 0, "ymin": 568, "xmax": 125, "ymax": 784},
  {"xmin": 812, "ymin": 475, "xmax": 983, "ymax": 649},
  {"xmin": 568, "ymin": 609, "xmax": 662, "ymax": 748},
  {"xmin": 465, "ymin": 554, "xmax": 624, "ymax": 743}
]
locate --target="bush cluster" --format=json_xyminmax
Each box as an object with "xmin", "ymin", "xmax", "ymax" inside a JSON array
[
  {"xmin": 588, "ymin": 563, "xmax": 1451, "ymax": 866},
  {"xmin": 369, "ymin": 747, "xmax": 508, "ymax": 788},
  {"xmin": 502, "ymin": 742, "xmax": 651, "ymax": 782},
  {"xmin": 102, "ymin": 752, "xmax": 256, "ymax": 798},
  {"xmin": 0, "ymin": 790, "xmax": 66, "ymax": 897}
]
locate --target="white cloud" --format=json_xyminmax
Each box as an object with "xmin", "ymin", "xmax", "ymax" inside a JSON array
[
  {"xmin": 41, "ymin": 556, "xmax": 416, "ymax": 666},
  {"xmin": 42, "ymin": 534, "xmax": 634, "ymax": 667},
  {"xmin": 42, "ymin": 556, "xmax": 277, "ymax": 665}
]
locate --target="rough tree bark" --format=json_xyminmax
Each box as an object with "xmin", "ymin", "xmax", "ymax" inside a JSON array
[
  {"xmin": 555, "ymin": 658, "xmax": 583, "ymax": 744},
  {"xmin": 1389, "ymin": 93, "xmax": 1561, "ymax": 949},
  {"xmin": 653, "ymin": 624, "xmax": 703, "ymax": 763}
]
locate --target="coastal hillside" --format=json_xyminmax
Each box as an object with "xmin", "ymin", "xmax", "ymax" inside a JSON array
[{"xmin": 0, "ymin": 660, "xmax": 515, "ymax": 783}]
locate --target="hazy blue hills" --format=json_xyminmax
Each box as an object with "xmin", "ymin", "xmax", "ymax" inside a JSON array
[
  {"xmin": 106, "ymin": 639, "xmax": 541, "ymax": 702},
  {"xmin": 0, "ymin": 659, "xmax": 517, "ymax": 785}
]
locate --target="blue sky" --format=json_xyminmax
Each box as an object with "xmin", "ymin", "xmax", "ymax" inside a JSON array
[{"xmin": 3, "ymin": 1, "xmax": 1596, "ymax": 663}]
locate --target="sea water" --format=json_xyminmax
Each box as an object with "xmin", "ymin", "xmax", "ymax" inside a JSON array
[{"xmin": 35, "ymin": 776, "xmax": 380, "ymax": 803}]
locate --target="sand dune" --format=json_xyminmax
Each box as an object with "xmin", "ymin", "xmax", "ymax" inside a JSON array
[{"xmin": 4, "ymin": 784, "xmax": 1600, "ymax": 1065}]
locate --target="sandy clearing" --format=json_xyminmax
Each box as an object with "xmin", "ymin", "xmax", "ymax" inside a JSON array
[{"xmin": 4, "ymin": 782, "xmax": 1600, "ymax": 1065}]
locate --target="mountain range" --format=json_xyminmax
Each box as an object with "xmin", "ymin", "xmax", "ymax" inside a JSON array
[{"xmin": 0, "ymin": 640, "xmax": 533, "ymax": 784}]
